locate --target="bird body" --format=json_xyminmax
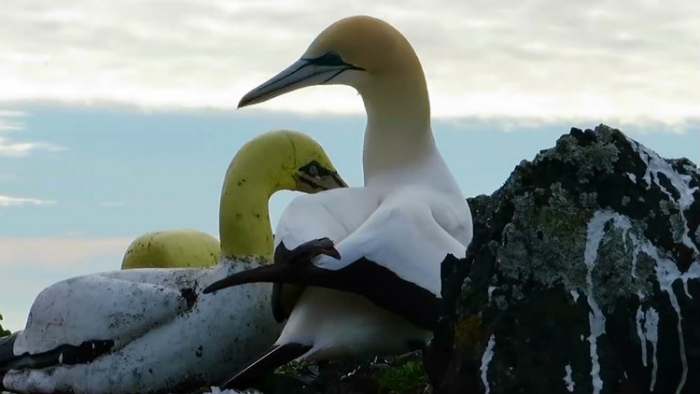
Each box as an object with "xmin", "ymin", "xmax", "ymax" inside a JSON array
[
  {"xmin": 1, "ymin": 130, "xmax": 346, "ymax": 393},
  {"xmin": 121, "ymin": 229, "xmax": 221, "ymax": 269},
  {"xmin": 5, "ymin": 261, "xmax": 273, "ymax": 393},
  {"xmin": 206, "ymin": 16, "xmax": 472, "ymax": 385}
]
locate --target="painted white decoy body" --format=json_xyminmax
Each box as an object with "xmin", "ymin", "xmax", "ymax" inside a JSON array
[
  {"xmin": 1, "ymin": 131, "xmax": 346, "ymax": 393},
  {"xmin": 234, "ymin": 15, "xmax": 473, "ymax": 362},
  {"xmin": 4, "ymin": 263, "xmax": 275, "ymax": 393}
]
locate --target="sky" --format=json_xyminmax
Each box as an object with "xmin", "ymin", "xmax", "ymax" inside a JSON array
[{"xmin": 1, "ymin": 1, "xmax": 699, "ymax": 331}]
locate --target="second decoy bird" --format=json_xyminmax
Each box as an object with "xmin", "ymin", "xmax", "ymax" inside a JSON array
[
  {"xmin": 205, "ymin": 15, "xmax": 472, "ymax": 387},
  {"xmin": 1, "ymin": 130, "xmax": 346, "ymax": 394},
  {"xmin": 121, "ymin": 229, "xmax": 221, "ymax": 269}
]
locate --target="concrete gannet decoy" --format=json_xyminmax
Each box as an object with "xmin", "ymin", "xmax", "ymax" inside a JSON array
[
  {"xmin": 204, "ymin": 16, "xmax": 472, "ymax": 387},
  {"xmin": 122, "ymin": 229, "xmax": 221, "ymax": 269},
  {"xmin": 0, "ymin": 130, "xmax": 346, "ymax": 394}
]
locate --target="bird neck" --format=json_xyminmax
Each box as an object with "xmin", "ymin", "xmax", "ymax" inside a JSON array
[
  {"xmin": 219, "ymin": 158, "xmax": 279, "ymax": 262},
  {"xmin": 360, "ymin": 71, "xmax": 436, "ymax": 186}
]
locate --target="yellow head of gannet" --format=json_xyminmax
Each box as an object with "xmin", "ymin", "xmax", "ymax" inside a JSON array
[
  {"xmin": 238, "ymin": 16, "xmax": 427, "ymax": 112},
  {"xmin": 238, "ymin": 16, "xmax": 432, "ymax": 185},
  {"xmin": 121, "ymin": 130, "xmax": 345, "ymax": 269}
]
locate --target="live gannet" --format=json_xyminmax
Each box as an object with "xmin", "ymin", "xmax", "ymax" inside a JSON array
[
  {"xmin": 204, "ymin": 16, "xmax": 472, "ymax": 386},
  {"xmin": 0, "ymin": 130, "xmax": 346, "ymax": 394},
  {"xmin": 121, "ymin": 229, "xmax": 221, "ymax": 269}
]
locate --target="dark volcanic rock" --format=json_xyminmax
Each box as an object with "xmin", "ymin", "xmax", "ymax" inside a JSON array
[
  {"xmin": 0, "ymin": 315, "xmax": 9, "ymax": 338},
  {"xmin": 432, "ymin": 125, "xmax": 700, "ymax": 394}
]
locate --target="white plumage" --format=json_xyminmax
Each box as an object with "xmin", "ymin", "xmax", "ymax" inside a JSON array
[{"xmin": 209, "ymin": 16, "xmax": 473, "ymax": 378}]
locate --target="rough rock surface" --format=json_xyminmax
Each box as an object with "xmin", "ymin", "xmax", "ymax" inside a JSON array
[
  {"xmin": 433, "ymin": 125, "xmax": 700, "ymax": 394},
  {"xmin": 0, "ymin": 315, "xmax": 8, "ymax": 338}
]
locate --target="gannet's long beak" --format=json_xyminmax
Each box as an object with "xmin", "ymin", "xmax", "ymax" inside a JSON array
[{"xmin": 238, "ymin": 55, "xmax": 364, "ymax": 108}]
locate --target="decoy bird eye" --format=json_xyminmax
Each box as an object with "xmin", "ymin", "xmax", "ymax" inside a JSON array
[
  {"xmin": 300, "ymin": 160, "xmax": 331, "ymax": 178},
  {"xmin": 308, "ymin": 164, "xmax": 319, "ymax": 177}
]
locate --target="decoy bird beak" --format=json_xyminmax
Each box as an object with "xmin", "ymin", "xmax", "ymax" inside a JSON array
[
  {"xmin": 295, "ymin": 171, "xmax": 348, "ymax": 193},
  {"xmin": 238, "ymin": 57, "xmax": 364, "ymax": 108}
]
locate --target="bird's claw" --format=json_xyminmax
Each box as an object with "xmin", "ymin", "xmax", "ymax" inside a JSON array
[{"xmin": 276, "ymin": 238, "xmax": 341, "ymax": 266}]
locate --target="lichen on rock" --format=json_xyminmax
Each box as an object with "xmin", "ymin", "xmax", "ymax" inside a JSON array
[{"xmin": 431, "ymin": 125, "xmax": 700, "ymax": 394}]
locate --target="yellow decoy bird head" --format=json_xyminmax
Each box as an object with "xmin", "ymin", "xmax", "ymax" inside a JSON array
[{"xmin": 122, "ymin": 130, "xmax": 347, "ymax": 268}]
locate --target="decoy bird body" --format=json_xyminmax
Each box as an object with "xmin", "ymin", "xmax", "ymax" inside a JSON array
[
  {"xmin": 210, "ymin": 16, "xmax": 472, "ymax": 385},
  {"xmin": 1, "ymin": 131, "xmax": 346, "ymax": 394},
  {"xmin": 121, "ymin": 229, "xmax": 221, "ymax": 269}
]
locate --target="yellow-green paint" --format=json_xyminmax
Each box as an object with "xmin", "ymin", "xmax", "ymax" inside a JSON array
[
  {"xmin": 122, "ymin": 130, "xmax": 342, "ymax": 269},
  {"xmin": 121, "ymin": 229, "xmax": 220, "ymax": 269},
  {"xmin": 219, "ymin": 130, "xmax": 339, "ymax": 261}
]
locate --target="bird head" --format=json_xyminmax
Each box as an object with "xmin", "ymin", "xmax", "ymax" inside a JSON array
[
  {"xmin": 222, "ymin": 130, "xmax": 346, "ymax": 195},
  {"xmin": 219, "ymin": 130, "xmax": 346, "ymax": 260},
  {"xmin": 238, "ymin": 15, "xmax": 422, "ymax": 108},
  {"xmin": 289, "ymin": 138, "xmax": 348, "ymax": 193}
]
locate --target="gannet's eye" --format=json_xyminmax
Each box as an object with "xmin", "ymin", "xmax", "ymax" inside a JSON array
[
  {"xmin": 302, "ymin": 52, "xmax": 365, "ymax": 72},
  {"xmin": 308, "ymin": 52, "xmax": 346, "ymax": 67}
]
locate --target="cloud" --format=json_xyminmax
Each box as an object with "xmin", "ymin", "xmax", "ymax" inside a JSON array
[
  {"xmin": 0, "ymin": 236, "xmax": 131, "ymax": 331},
  {"xmin": 0, "ymin": 110, "xmax": 24, "ymax": 131},
  {"xmin": 0, "ymin": 236, "xmax": 130, "ymax": 267},
  {"xmin": 0, "ymin": 194, "xmax": 55, "ymax": 207},
  {"xmin": 0, "ymin": 1, "xmax": 698, "ymax": 123},
  {"xmin": 0, "ymin": 109, "xmax": 65, "ymax": 157},
  {"xmin": 0, "ymin": 136, "xmax": 64, "ymax": 157}
]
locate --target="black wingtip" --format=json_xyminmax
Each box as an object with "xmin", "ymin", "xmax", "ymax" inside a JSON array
[{"xmin": 222, "ymin": 343, "xmax": 312, "ymax": 389}]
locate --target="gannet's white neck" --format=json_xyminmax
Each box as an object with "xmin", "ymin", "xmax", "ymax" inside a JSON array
[{"xmin": 359, "ymin": 66, "xmax": 438, "ymax": 188}]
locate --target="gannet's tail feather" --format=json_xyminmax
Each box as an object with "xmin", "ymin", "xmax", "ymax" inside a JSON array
[{"xmin": 222, "ymin": 343, "xmax": 312, "ymax": 389}]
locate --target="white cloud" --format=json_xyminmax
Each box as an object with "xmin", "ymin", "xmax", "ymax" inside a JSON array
[
  {"xmin": 0, "ymin": 1, "xmax": 699, "ymax": 123},
  {"xmin": 0, "ymin": 136, "xmax": 64, "ymax": 157},
  {"xmin": 0, "ymin": 236, "xmax": 130, "ymax": 267},
  {"xmin": 0, "ymin": 110, "xmax": 24, "ymax": 131},
  {"xmin": 0, "ymin": 109, "xmax": 65, "ymax": 157},
  {"xmin": 0, "ymin": 194, "xmax": 55, "ymax": 207},
  {"xmin": 0, "ymin": 236, "xmax": 131, "ymax": 331}
]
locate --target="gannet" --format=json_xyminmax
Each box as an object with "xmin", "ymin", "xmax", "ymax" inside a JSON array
[
  {"xmin": 0, "ymin": 130, "xmax": 346, "ymax": 394},
  {"xmin": 121, "ymin": 229, "xmax": 221, "ymax": 269},
  {"xmin": 204, "ymin": 16, "xmax": 472, "ymax": 386}
]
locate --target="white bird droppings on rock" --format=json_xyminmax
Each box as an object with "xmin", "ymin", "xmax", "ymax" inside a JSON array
[
  {"xmin": 644, "ymin": 308, "xmax": 660, "ymax": 392},
  {"xmin": 563, "ymin": 364, "xmax": 575, "ymax": 392},
  {"xmin": 480, "ymin": 334, "xmax": 496, "ymax": 394},
  {"xmin": 205, "ymin": 387, "xmax": 262, "ymax": 394}
]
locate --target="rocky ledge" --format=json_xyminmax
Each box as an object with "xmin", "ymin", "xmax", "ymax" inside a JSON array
[{"xmin": 433, "ymin": 124, "xmax": 700, "ymax": 394}]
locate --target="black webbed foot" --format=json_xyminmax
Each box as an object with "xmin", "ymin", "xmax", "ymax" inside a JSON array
[
  {"xmin": 275, "ymin": 237, "xmax": 341, "ymax": 266},
  {"xmin": 202, "ymin": 238, "xmax": 340, "ymax": 294}
]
